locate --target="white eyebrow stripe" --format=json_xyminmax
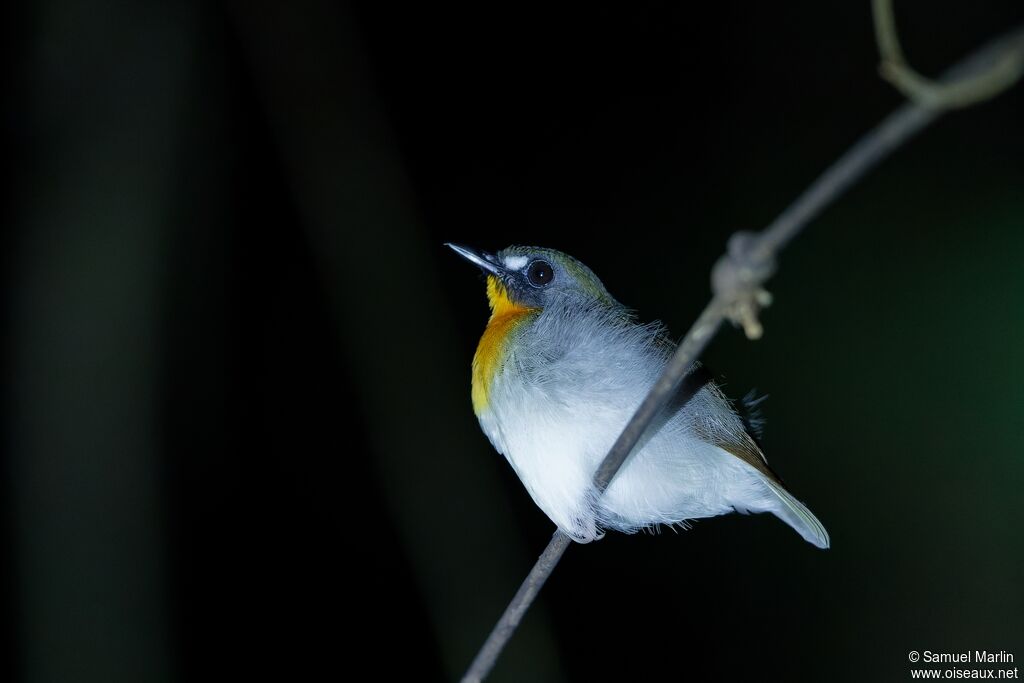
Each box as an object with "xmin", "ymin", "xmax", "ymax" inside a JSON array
[{"xmin": 504, "ymin": 255, "xmax": 528, "ymax": 270}]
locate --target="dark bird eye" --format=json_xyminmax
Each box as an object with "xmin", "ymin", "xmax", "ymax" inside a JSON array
[{"xmin": 526, "ymin": 260, "xmax": 554, "ymax": 287}]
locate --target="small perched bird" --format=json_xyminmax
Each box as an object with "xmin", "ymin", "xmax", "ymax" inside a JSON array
[{"xmin": 448, "ymin": 244, "xmax": 829, "ymax": 549}]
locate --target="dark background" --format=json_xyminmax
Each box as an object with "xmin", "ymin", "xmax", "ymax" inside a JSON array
[{"xmin": 3, "ymin": 1, "xmax": 1023, "ymax": 681}]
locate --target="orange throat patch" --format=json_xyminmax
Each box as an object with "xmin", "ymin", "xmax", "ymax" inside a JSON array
[{"xmin": 472, "ymin": 276, "xmax": 535, "ymax": 415}]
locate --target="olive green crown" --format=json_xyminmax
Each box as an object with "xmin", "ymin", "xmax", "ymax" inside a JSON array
[{"xmin": 496, "ymin": 245, "xmax": 619, "ymax": 307}]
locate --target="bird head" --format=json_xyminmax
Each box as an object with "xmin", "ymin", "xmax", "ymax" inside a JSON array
[{"xmin": 447, "ymin": 244, "xmax": 618, "ymax": 314}]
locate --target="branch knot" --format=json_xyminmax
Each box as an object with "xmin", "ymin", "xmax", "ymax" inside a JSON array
[{"xmin": 711, "ymin": 231, "xmax": 775, "ymax": 340}]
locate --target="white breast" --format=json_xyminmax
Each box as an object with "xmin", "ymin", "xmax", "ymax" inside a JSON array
[
  {"xmin": 479, "ymin": 366, "xmax": 621, "ymax": 541},
  {"xmin": 475, "ymin": 302, "xmax": 763, "ymax": 541}
]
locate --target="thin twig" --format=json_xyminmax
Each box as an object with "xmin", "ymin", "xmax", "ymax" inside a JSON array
[
  {"xmin": 462, "ymin": 22, "xmax": 1024, "ymax": 683},
  {"xmin": 462, "ymin": 531, "xmax": 571, "ymax": 682},
  {"xmin": 873, "ymin": 0, "xmax": 1024, "ymax": 109}
]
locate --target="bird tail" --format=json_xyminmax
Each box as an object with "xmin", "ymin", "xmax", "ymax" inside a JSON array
[{"xmin": 763, "ymin": 478, "xmax": 830, "ymax": 549}]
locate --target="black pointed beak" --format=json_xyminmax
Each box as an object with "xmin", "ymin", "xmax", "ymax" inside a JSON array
[{"xmin": 446, "ymin": 243, "xmax": 502, "ymax": 276}]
